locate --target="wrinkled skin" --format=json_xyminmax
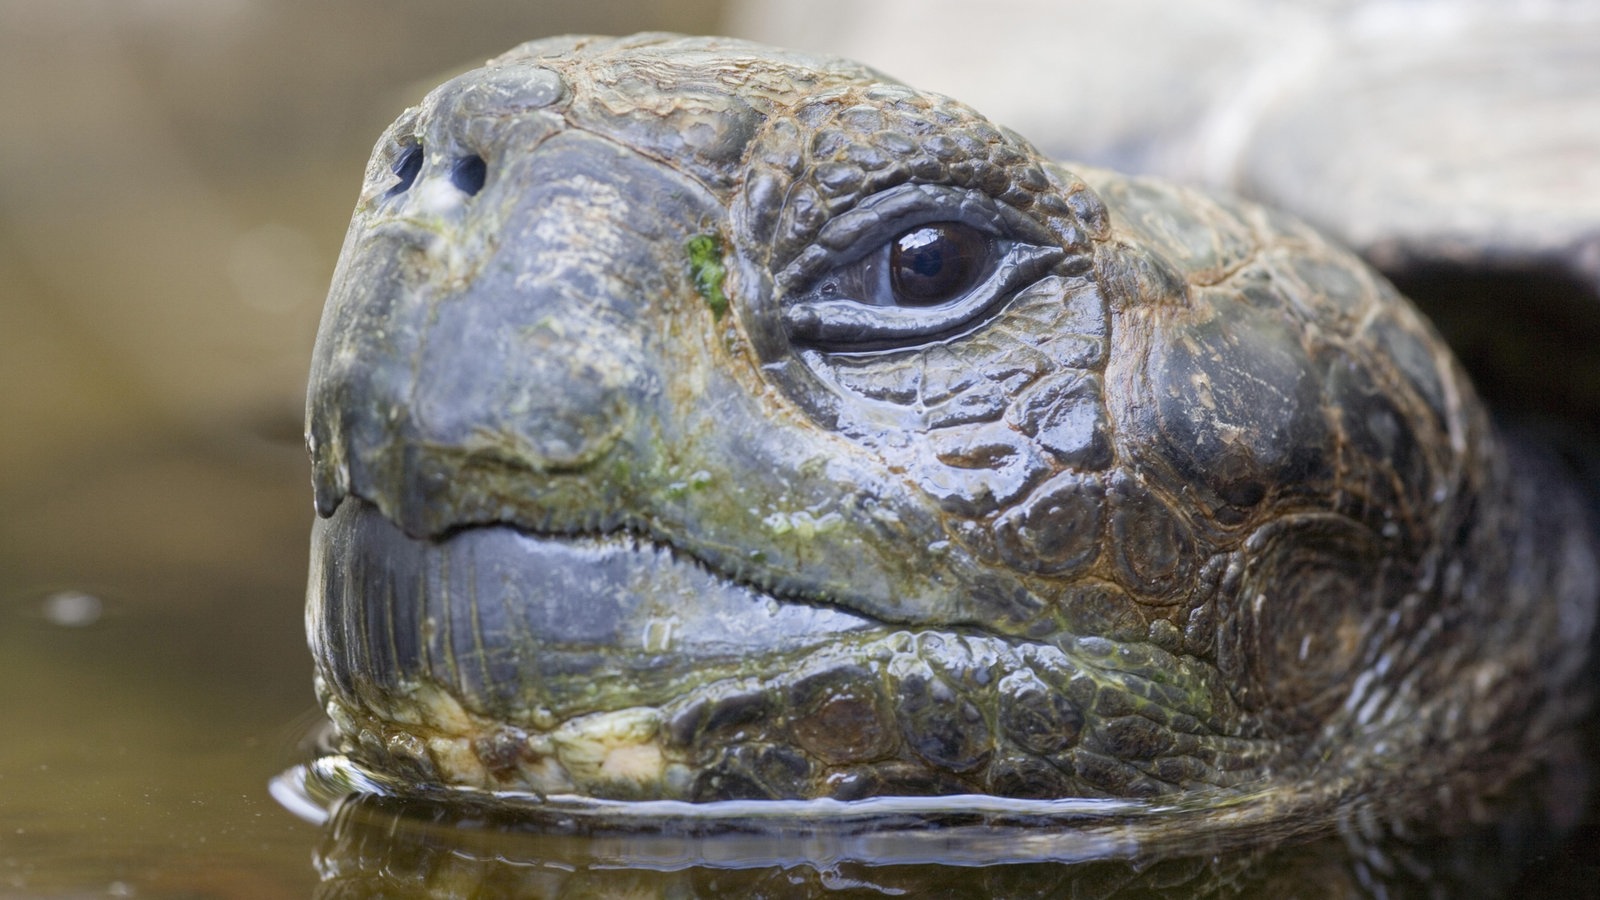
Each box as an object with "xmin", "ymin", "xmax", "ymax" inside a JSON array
[{"xmin": 304, "ymin": 35, "xmax": 1597, "ymax": 840}]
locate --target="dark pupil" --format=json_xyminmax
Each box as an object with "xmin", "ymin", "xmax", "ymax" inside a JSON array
[{"xmin": 890, "ymin": 224, "xmax": 986, "ymax": 306}]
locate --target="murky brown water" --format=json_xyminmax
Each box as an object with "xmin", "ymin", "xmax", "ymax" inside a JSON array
[
  {"xmin": 4, "ymin": 2, "xmax": 1600, "ymax": 896},
  {"xmin": 0, "ymin": 431, "xmax": 317, "ymax": 897}
]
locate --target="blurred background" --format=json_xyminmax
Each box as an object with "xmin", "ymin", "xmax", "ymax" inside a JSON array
[{"xmin": 2, "ymin": 0, "xmax": 1596, "ymax": 896}]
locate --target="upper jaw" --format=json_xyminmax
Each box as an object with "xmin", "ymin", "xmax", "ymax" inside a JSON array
[{"xmin": 308, "ymin": 497, "xmax": 890, "ymax": 723}]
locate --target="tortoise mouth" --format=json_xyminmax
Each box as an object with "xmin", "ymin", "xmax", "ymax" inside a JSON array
[
  {"xmin": 308, "ymin": 499, "xmax": 1268, "ymax": 802},
  {"xmin": 308, "ymin": 498, "xmax": 888, "ymax": 718}
]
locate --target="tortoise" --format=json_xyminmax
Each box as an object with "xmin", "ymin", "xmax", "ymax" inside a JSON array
[{"xmin": 300, "ymin": 33, "xmax": 1598, "ymax": 858}]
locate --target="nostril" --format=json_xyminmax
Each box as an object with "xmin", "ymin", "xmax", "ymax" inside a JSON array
[
  {"xmin": 389, "ymin": 143, "xmax": 424, "ymax": 196},
  {"xmin": 451, "ymin": 154, "xmax": 487, "ymax": 196}
]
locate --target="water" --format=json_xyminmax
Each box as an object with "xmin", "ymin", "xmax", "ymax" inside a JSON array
[
  {"xmin": 268, "ymin": 751, "xmax": 1597, "ymax": 896},
  {"xmin": 0, "ymin": 432, "xmax": 320, "ymax": 897}
]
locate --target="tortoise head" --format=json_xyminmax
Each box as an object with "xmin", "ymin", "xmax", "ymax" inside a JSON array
[{"xmin": 304, "ymin": 35, "xmax": 1591, "ymax": 821}]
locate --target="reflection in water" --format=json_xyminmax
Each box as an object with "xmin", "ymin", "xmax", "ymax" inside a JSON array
[
  {"xmin": 307, "ymin": 789, "xmax": 1280, "ymax": 897},
  {"xmin": 271, "ymin": 754, "xmax": 1578, "ymax": 898},
  {"xmin": 38, "ymin": 590, "xmax": 105, "ymax": 628}
]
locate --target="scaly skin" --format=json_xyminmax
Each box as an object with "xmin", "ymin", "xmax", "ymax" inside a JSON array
[{"xmin": 303, "ymin": 34, "xmax": 1596, "ymax": 841}]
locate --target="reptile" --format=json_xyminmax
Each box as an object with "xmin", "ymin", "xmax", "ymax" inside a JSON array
[{"xmin": 301, "ymin": 34, "xmax": 1598, "ymax": 846}]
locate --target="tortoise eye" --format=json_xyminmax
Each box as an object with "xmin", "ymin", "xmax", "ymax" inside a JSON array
[
  {"xmin": 891, "ymin": 224, "xmax": 988, "ymax": 307},
  {"xmin": 778, "ymin": 183, "xmax": 1066, "ymax": 350}
]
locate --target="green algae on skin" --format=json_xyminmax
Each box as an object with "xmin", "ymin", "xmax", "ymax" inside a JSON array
[{"xmin": 687, "ymin": 234, "xmax": 728, "ymax": 320}]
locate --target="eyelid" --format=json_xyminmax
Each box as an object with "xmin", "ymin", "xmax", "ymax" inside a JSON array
[
  {"xmin": 775, "ymin": 182, "xmax": 1071, "ymax": 351},
  {"xmin": 784, "ymin": 243, "xmax": 1063, "ymax": 349},
  {"xmin": 775, "ymin": 183, "xmax": 1055, "ymax": 294}
]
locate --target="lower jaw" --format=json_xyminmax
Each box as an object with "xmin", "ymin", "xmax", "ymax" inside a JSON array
[{"xmin": 309, "ymin": 499, "xmax": 1268, "ymax": 802}]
